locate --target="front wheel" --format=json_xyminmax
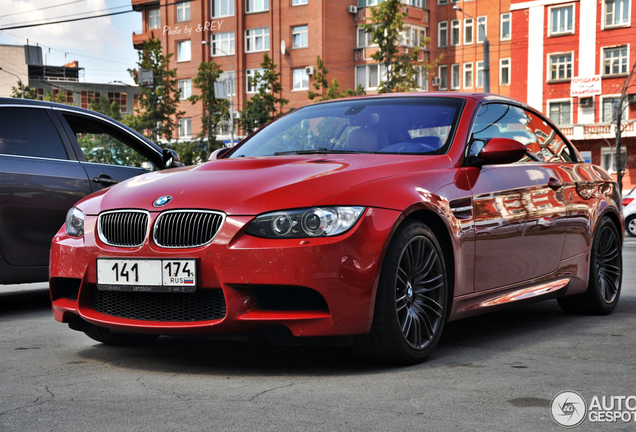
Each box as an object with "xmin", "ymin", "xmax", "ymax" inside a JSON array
[
  {"xmin": 355, "ymin": 221, "xmax": 449, "ymax": 365},
  {"xmin": 558, "ymin": 217, "xmax": 622, "ymax": 315}
]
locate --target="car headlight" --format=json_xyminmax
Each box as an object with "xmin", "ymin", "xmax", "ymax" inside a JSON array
[
  {"xmin": 246, "ymin": 206, "xmax": 365, "ymax": 239},
  {"xmin": 65, "ymin": 207, "xmax": 85, "ymax": 237}
]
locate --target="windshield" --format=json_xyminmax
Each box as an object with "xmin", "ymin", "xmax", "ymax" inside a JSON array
[{"xmin": 228, "ymin": 97, "xmax": 464, "ymax": 158}]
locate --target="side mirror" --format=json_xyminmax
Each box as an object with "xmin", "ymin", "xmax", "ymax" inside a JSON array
[
  {"xmin": 162, "ymin": 148, "xmax": 183, "ymax": 168},
  {"xmin": 209, "ymin": 147, "xmax": 232, "ymax": 160},
  {"xmin": 468, "ymin": 137, "xmax": 527, "ymax": 166}
]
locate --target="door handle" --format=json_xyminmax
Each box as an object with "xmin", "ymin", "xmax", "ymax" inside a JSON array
[
  {"xmin": 91, "ymin": 176, "xmax": 118, "ymax": 186},
  {"xmin": 548, "ymin": 178, "xmax": 564, "ymax": 190}
]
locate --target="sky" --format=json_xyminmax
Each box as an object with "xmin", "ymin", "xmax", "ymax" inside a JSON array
[{"xmin": 0, "ymin": 0, "xmax": 141, "ymax": 84}]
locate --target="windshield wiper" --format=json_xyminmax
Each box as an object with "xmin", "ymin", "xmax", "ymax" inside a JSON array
[{"xmin": 273, "ymin": 148, "xmax": 363, "ymax": 155}]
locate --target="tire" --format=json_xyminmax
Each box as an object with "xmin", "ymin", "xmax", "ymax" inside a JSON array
[
  {"xmin": 83, "ymin": 324, "xmax": 159, "ymax": 346},
  {"xmin": 626, "ymin": 215, "xmax": 636, "ymax": 237},
  {"xmin": 558, "ymin": 217, "xmax": 622, "ymax": 315},
  {"xmin": 355, "ymin": 221, "xmax": 449, "ymax": 365}
]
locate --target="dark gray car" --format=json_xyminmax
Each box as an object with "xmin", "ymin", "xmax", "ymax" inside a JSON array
[{"xmin": 0, "ymin": 97, "xmax": 180, "ymax": 284}]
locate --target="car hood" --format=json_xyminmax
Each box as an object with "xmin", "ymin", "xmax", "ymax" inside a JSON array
[{"xmin": 78, "ymin": 154, "xmax": 453, "ymax": 215}]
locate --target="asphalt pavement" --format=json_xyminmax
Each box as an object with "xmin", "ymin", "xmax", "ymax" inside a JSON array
[{"xmin": 1, "ymin": 240, "xmax": 636, "ymax": 431}]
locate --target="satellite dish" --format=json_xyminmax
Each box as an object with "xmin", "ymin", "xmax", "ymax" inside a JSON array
[{"xmin": 281, "ymin": 40, "xmax": 286, "ymax": 55}]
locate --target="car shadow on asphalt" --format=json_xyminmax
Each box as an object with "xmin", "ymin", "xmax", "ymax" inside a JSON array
[
  {"xmin": 71, "ymin": 293, "xmax": 636, "ymax": 375},
  {"xmin": 0, "ymin": 288, "xmax": 51, "ymax": 315}
]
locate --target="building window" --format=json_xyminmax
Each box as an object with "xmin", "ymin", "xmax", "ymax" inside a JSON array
[
  {"xmin": 177, "ymin": 2, "xmax": 190, "ymax": 22},
  {"xmin": 601, "ymin": 146, "xmax": 627, "ymax": 173},
  {"xmin": 401, "ymin": 26, "xmax": 426, "ymax": 47},
  {"xmin": 212, "ymin": 0, "xmax": 234, "ymax": 17},
  {"xmin": 477, "ymin": 16, "xmax": 487, "ymax": 43},
  {"xmin": 211, "ymin": 32, "xmax": 235, "ymax": 56},
  {"xmin": 549, "ymin": 101, "xmax": 572, "ymax": 125},
  {"xmin": 178, "ymin": 79, "xmax": 192, "ymax": 100},
  {"xmin": 415, "ymin": 67, "xmax": 428, "ymax": 90},
  {"xmin": 438, "ymin": 65, "xmax": 448, "ymax": 90},
  {"xmin": 500, "ymin": 13, "xmax": 511, "ymax": 40},
  {"xmin": 357, "ymin": 26, "xmax": 375, "ymax": 47},
  {"xmin": 604, "ymin": 0, "xmax": 630, "ymax": 27},
  {"xmin": 450, "ymin": 20, "xmax": 460, "ymax": 46},
  {"xmin": 603, "ymin": 46, "xmax": 629, "ymax": 75},
  {"xmin": 438, "ymin": 0, "xmax": 448, "ymax": 5},
  {"xmin": 463, "ymin": 62, "xmax": 473, "ymax": 88},
  {"xmin": 438, "ymin": 21, "xmax": 448, "ymax": 48},
  {"xmin": 293, "ymin": 68, "xmax": 309, "ymax": 90},
  {"xmin": 355, "ymin": 64, "xmax": 387, "ymax": 90},
  {"xmin": 549, "ymin": 5, "xmax": 574, "ymax": 35},
  {"xmin": 148, "ymin": 8, "xmax": 160, "ymax": 29},
  {"xmin": 464, "ymin": 19, "xmax": 473, "ymax": 44},
  {"xmin": 293, "ymin": 0, "xmax": 308, "ymax": 5},
  {"xmin": 292, "ymin": 25, "xmax": 308, "ymax": 49},
  {"xmin": 245, "ymin": 27, "xmax": 270, "ymax": 52},
  {"xmin": 178, "ymin": 118, "xmax": 192, "ymax": 138},
  {"xmin": 177, "ymin": 40, "xmax": 191, "ymax": 62},
  {"xmin": 450, "ymin": 64, "xmax": 460, "ymax": 89},
  {"xmin": 246, "ymin": 0, "xmax": 269, "ymax": 13},
  {"xmin": 549, "ymin": 53, "xmax": 572, "ymax": 80},
  {"xmin": 499, "ymin": 58, "xmax": 510, "ymax": 85},
  {"xmin": 246, "ymin": 68, "xmax": 265, "ymax": 93},
  {"xmin": 476, "ymin": 61, "xmax": 484, "ymax": 87},
  {"xmin": 602, "ymin": 96, "xmax": 628, "ymax": 122}
]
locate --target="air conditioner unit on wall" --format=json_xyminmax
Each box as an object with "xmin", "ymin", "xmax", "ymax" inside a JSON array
[
  {"xmin": 432, "ymin": 77, "xmax": 440, "ymax": 86},
  {"xmin": 305, "ymin": 66, "xmax": 315, "ymax": 76},
  {"xmin": 579, "ymin": 97, "xmax": 594, "ymax": 108},
  {"xmin": 348, "ymin": 5, "xmax": 358, "ymax": 14}
]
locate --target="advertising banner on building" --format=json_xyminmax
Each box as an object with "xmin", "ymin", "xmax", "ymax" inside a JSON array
[{"xmin": 571, "ymin": 76, "xmax": 602, "ymax": 97}]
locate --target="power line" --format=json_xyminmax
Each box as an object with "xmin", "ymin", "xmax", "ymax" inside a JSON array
[
  {"xmin": 4, "ymin": 5, "xmax": 132, "ymax": 28},
  {"xmin": 0, "ymin": 0, "xmax": 86, "ymax": 19}
]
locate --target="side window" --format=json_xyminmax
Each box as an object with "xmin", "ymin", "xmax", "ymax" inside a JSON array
[
  {"xmin": 61, "ymin": 113, "xmax": 157, "ymax": 169},
  {"xmin": 0, "ymin": 108, "xmax": 68, "ymax": 160},
  {"xmin": 525, "ymin": 110, "xmax": 574, "ymax": 162},
  {"xmin": 470, "ymin": 103, "xmax": 542, "ymax": 162}
]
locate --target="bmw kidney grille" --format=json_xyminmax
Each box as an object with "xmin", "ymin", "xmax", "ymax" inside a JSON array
[{"xmin": 98, "ymin": 210, "xmax": 149, "ymax": 247}]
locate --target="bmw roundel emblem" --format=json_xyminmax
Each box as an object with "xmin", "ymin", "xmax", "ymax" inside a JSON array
[{"xmin": 153, "ymin": 195, "xmax": 172, "ymax": 207}]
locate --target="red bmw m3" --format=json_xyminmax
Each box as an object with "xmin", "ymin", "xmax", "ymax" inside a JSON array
[{"xmin": 49, "ymin": 93, "xmax": 624, "ymax": 364}]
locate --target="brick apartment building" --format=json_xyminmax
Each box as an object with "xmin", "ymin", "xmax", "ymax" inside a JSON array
[
  {"xmin": 131, "ymin": 0, "xmax": 635, "ymax": 190},
  {"xmin": 510, "ymin": 0, "xmax": 636, "ymax": 190},
  {"xmin": 132, "ymin": 0, "xmax": 508, "ymax": 142}
]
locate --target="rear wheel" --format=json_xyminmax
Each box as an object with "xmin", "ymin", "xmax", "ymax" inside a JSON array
[
  {"xmin": 626, "ymin": 215, "xmax": 636, "ymax": 237},
  {"xmin": 558, "ymin": 217, "xmax": 622, "ymax": 315},
  {"xmin": 82, "ymin": 324, "xmax": 159, "ymax": 346},
  {"xmin": 355, "ymin": 221, "xmax": 449, "ymax": 365}
]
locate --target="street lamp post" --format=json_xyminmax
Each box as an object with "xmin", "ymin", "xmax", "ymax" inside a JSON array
[
  {"xmin": 453, "ymin": 6, "xmax": 490, "ymax": 93},
  {"xmin": 202, "ymin": 40, "xmax": 235, "ymax": 147},
  {"xmin": 0, "ymin": 67, "xmax": 24, "ymax": 98}
]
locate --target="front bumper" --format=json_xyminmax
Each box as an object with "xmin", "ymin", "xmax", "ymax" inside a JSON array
[{"xmin": 49, "ymin": 207, "xmax": 401, "ymax": 337}]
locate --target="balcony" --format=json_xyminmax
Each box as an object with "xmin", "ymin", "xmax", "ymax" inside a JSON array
[
  {"xmin": 131, "ymin": 0, "xmax": 159, "ymax": 11},
  {"xmin": 560, "ymin": 121, "xmax": 636, "ymax": 141},
  {"xmin": 133, "ymin": 29, "xmax": 160, "ymax": 49}
]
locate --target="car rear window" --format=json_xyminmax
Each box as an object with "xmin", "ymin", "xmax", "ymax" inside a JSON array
[{"xmin": 0, "ymin": 107, "xmax": 68, "ymax": 160}]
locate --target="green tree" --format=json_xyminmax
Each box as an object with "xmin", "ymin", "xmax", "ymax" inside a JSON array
[
  {"xmin": 188, "ymin": 60, "xmax": 229, "ymax": 155},
  {"xmin": 10, "ymin": 84, "xmax": 37, "ymax": 99},
  {"xmin": 238, "ymin": 53, "xmax": 288, "ymax": 134},
  {"xmin": 90, "ymin": 95, "xmax": 122, "ymax": 121},
  {"xmin": 128, "ymin": 38, "xmax": 184, "ymax": 142},
  {"xmin": 307, "ymin": 56, "xmax": 366, "ymax": 101},
  {"xmin": 362, "ymin": 0, "xmax": 439, "ymax": 93}
]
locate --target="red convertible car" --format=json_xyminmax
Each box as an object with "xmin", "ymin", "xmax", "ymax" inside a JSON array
[{"xmin": 49, "ymin": 93, "xmax": 623, "ymax": 364}]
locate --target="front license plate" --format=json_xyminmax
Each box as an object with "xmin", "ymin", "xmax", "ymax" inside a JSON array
[{"xmin": 96, "ymin": 258, "xmax": 197, "ymax": 293}]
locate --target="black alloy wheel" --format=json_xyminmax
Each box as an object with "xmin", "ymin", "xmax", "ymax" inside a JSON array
[{"xmin": 354, "ymin": 221, "xmax": 449, "ymax": 365}]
